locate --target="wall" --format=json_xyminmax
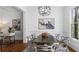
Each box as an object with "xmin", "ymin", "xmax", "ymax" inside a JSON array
[
  {"xmin": 63, "ymin": 6, "xmax": 79, "ymax": 52},
  {"xmin": 62, "ymin": 7, "xmax": 74, "ymax": 37},
  {"xmin": 0, "ymin": 6, "xmax": 23, "ymax": 40},
  {"xmin": 63, "ymin": 6, "xmax": 74, "ymax": 37},
  {"xmin": 0, "ymin": 6, "xmax": 22, "ymax": 33},
  {"xmin": 19, "ymin": 7, "xmax": 29, "ymax": 43},
  {"xmin": 19, "ymin": 6, "xmax": 64, "ymax": 43}
]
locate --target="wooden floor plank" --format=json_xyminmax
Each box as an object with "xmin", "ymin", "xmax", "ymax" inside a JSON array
[{"xmin": 0, "ymin": 40, "xmax": 27, "ymax": 52}]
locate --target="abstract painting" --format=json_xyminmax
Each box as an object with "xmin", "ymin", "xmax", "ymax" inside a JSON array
[
  {"xmin": 38, "ymin": 18, "xmax": 55, "ymax": 29},
  {"xmin": 12, "ymin": 19, "xmax": 21, "ymax": 31}
]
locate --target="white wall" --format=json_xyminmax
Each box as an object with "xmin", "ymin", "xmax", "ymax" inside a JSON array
[
  {"xmin": 0, "ymin": 6, "xmax": 22, "ymax": 33},
  {"xmin": 63, "ymin": 6, "xmax": 70, "ymax": 37},
  {"xmin": 0, "ymin": 6, "xmax": 23, "ymax": 40},
  {"xmin": 19, "ymin": 7, "xmax": 29, "ymax": 43},
  {"xmin": 63, "ymin": 6, "xmax": 74, "ymax": 37},
  {"xmin": 63, "ymin": 6, "xmax": 79, "ymax": 52},
  {"xmin": 19, "ymin": 6, "xmax": 64, "ymax": 43}
]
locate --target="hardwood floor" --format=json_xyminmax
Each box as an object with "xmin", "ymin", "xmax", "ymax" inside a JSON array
[
  {"xmin": 0, "ymin": 40, "xmax": 76, "ymax": 52},
  {"xmin": 67, "ymin": 46, "xmax": 76, "ymax": 52},
  {"xmin": 0, "ymin": 40, "xmax": 27, "ymax": 52}
]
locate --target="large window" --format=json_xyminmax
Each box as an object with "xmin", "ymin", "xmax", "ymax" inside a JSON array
[{"xmin": 71, "ymin": 6, "xmax": 79, "ymax": 39}]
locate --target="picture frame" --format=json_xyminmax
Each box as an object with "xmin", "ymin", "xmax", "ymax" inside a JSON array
[
  {"xmin": 38, "ymin": 18, "xmax": 55, "ymax": 29},
  {"xmin": 12, "ymin": 19, "xmax": 21, "ymax": 31}
]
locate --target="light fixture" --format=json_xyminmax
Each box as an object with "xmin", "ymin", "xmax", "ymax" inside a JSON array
[{"xmin": 38, "ymin": 6, "xmax": 51, "ymax": 16}]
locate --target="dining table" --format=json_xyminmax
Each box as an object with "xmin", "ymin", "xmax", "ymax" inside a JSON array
[{"xmin": 0, "ymin": 33, "xmax": 15, "ymax": 51}]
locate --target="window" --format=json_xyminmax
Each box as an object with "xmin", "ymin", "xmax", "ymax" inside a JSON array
[{"xmin": 71, "ymin": 6, "xmax": 79, "ymax": 39}]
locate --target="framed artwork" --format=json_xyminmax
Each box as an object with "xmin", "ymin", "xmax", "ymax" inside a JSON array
[
  {"xmin": 12, "ymin": 19, "xmax": 21, "ymax": 31},
  {"xmin": 38, "ymin": 18, "xmax": 55, "ymax": 29}
]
